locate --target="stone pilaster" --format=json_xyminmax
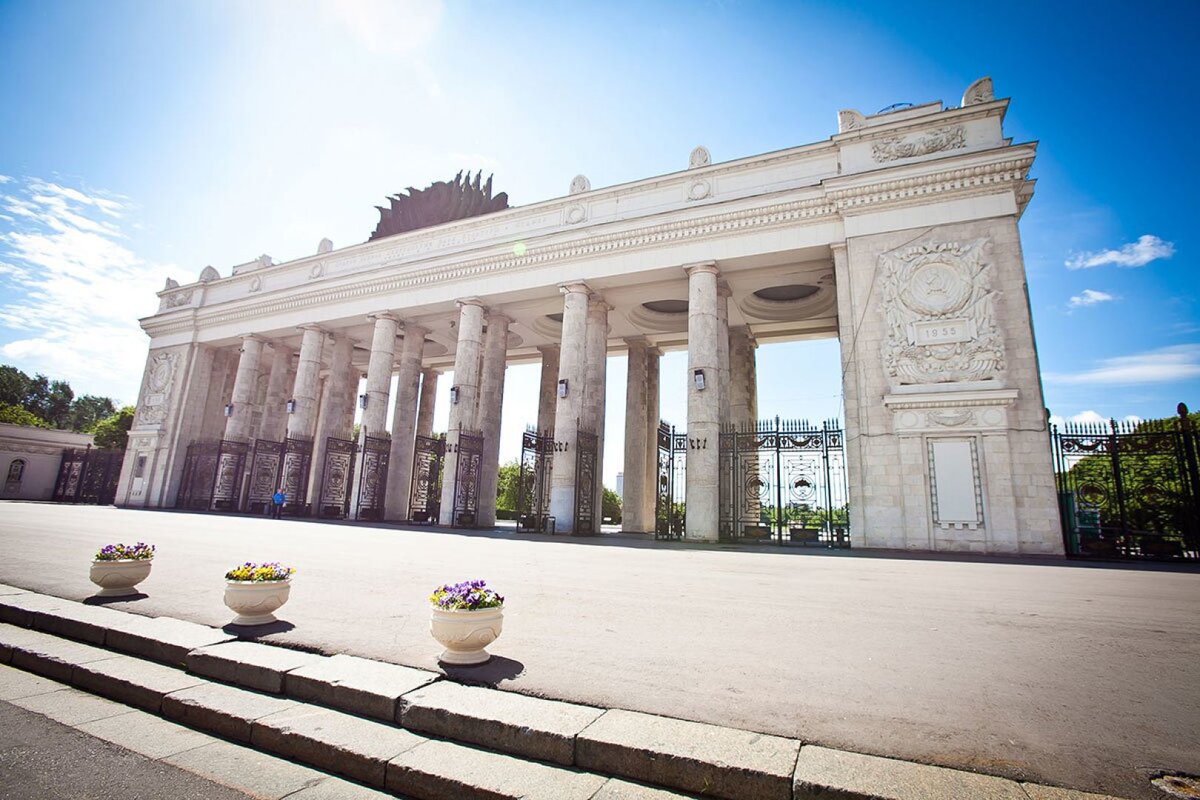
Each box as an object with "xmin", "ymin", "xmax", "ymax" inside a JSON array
[
  {"xmin": 583, "ymin": 299, "xmax": 609, "ymax": 530},
  {"xmin": 360, "ymin": 313, "xmax": 398, "ymax": 435},
  {"xmin": 716, "ymin": 283, "xmax": 732, "ymax": 427},
  {"xmin": 685, "ymin": 262, "xmax": 720, "ymax": 541},
  {"xmin": 729, "ymin": 327, "xmax": 755, "ymax": 432},
  {"xmin": 384, "ymin": 323, "xmax": 428, "ymax": 520},
  {"xmin": 258, "ymin": 344, "xmax": 293, "ymax": 442},
  {"xmin": 223, "ymin": 335, "xmax": 265, "ymax": 442},
  {"xmin": 643, "ymin": 347, "xmax": 661, "ymax": 529},
  {"xmin": 474, "ymin": 313, "xmax": 510, "ymax": 527},
  {"xmin": 548, "ymin": 282, "xmax": 591, "ymax": 534},
  {"xmin": 439, "ymin": 299, "xmax": 486, "ymax": 526},
  {"xmin": 416, "ymin": 369, "xmax": 438, "ymax": 439},
  {"xmin": 622, "ymin": 338, "xmax": 649, "ymax": 533},
  {"xmin": 309, "ymin": 333, "xmax": 354, "ymax": 511},
  {"xmin": 199, "ymin": 348, "xmax": 236, "ymax": 441},
  {"xmin": 536, "ymin": 345, "xmax": 560, "ymax": 437}
]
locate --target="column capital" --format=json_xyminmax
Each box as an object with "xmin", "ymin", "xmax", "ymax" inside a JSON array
[
  {"xmin": 485, "ymin": 311, "xmax": 514, "ymax": 326},
  {"xmin": 716, "ymin": 282, "xmax": 733, "ymax": 298},
  {"xmin": 236, "ymin": 333, "xmax": 267, "ymax": 349},
  {"xmin": 401, "ymin": 321, "xmax": 430, "ymax": 339},
  {"xmin": 829, "ymin": 241, "xmax": 848, "ymax": 255},
  {"xmin": 297, "ymin": 323, "xmax": 329, "ymax": 335},
  {"xmin": 624, "ymin": 336, "xmax": 649, "ymax": 350},
  {"xmin": 683, "ymin": 261, "xmax": 719, "ymax": 278},
  {"xmin": 587, "ymin": 298, "xmax": 613, "ymax": 313},
  {"xmin": 537, "ymin": 344, "xmax": 560, "ymax": 355},
  {"xmin": 421, "ymin": 366, "xmax": 441, "ymax": 376},
  {"xmin": 558, "ymin": 281, "xmax": 592, "ymax": 296},
  {"xmin": 455, "ymin": 297, "xmax": 487, "ymax": 310},
  {"xmin": 647, "ymin": 346, "xmax": 663, "ymax": 357},
  {"xmin": 367, "ymin": 311, "xmax": 400, "ymax": 323}
]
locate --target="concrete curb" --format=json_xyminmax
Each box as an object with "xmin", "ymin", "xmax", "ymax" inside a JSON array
[{"xmin": 0, "ymin": 584, "xmax": 1139, "ymax": 800}]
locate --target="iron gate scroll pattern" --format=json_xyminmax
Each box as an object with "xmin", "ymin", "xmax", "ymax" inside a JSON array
[
  {"xmin": 355, "ymin": 434, "xmax": 390, "ymax": 521},
  {"xmin": 176, "ymin": 441, "xmax": 219, "ymax": 511},
  {"xmin": 516, "ymin": 428, "xmax": 554, "ymax": 532},
  {"xmin": 246, "ymin": 440, "xmax": 284, "ymax": 514},
  {"xmin": 574, "ymin": 428, "xmax": 598, "ymax": 535},
  {"xmin": 451, "ymin": 431, "xmax": 484, "ymax": 527},
  {"xmin": 655, "ymin": 423, "xmax": 686, "ymax": 539},
  {"xmin": 318, "ymin": 437, "xmax": 356, "ymax": 518},
  {"xmin": 210, "ymin": 441, "xmax": 248, "ymax": 511},
  {"xmin": 1052, "ymin": 404, "xmax": 1200, "ymax": 560},
  {"xmin": 718, "ymin": 418, "xmax": 850, "ymax": 546},
  {"xmin": 279, "ymin": 437, "xmax": 313, "ymax": 515},
  {"xmin": 408, "ymin": 434, "xmax": 444, "ymax": 523},
  {"xmin": 53, "ymin": 449, "xmax": 124, "ymax": 505}
]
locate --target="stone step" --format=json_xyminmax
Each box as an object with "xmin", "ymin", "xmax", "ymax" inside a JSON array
[{"xmin": 0, "ymin": 586, "xmax": 1135, "ymax": 800}]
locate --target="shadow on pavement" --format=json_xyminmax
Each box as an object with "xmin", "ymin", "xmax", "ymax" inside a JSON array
[
  {"xmin": 440, "ymin": 655, "xmax": 525, "ymax": 687},
  {"xmin": 222, "ymin": 620, "xmax": 297, "ymax": 637},
  {"xmin": 83, "ymin": 593, "xmax": 149, "ymax": 605}
]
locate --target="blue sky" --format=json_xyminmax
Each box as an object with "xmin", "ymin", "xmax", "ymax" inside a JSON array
[{"xmin": 1, "ymin": 0, "xmax": 1197, "ymax": 485}]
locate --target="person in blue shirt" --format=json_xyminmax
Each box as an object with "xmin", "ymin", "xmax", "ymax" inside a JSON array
[{"xmin": 271, "ymin": 490, "xmax": 286, "ymax": 519}]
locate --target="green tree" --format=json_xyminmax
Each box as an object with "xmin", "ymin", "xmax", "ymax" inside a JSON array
[
  {"xmin": 602, "ymin": 488, "xmax": 622, "ymax": 523},
  {"xmin": 0, "ymin": 366, "xmax": 30, "ymax": 407},
  {"xmin": 91, "ymin": 407, "xmax": 135, "ymax": 450},
  {"xmin": 0, "ymin": 402, "xmax": 50, "ymax": 428},
  {"xmin": 73, "ymin": 395, "xmax": 118, "ymax": 432},
  {"xmin": 496, "ymin": 460, "xmax": 520, "ymax": 511}
]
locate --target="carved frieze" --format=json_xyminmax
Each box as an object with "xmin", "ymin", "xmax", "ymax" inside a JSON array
[
  {"xmin": 871, "ymin": 125, "xmax": 965, "ymax": 163},
  {"xmin": 135, "ymin": 350, "xmax": 180, "ymax": 427},
  {"xmin": 159, "ymin": 289, "xmax": 194, "ymax": 311},
  {"xmin": 879, "ymin": 238, "xmax": 1005, "ymax": 386}
]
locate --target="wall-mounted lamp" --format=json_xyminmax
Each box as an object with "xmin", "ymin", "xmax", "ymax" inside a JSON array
[
  {"xmin": 358, "ymin": 393, "xmax": 368, "ymax": 409},
  {"xmin": 286, "ymin": 399, "xmax": 296, "ymax": 414},
  {"xmin": 693, "ymin": 369, "xmax": 706, "ymax": 391},
  {"xmin": 557, "ymin": 379, "xmax": 568, "ymax": 398},
  {"xmin": 223, "ymin": 402, "xmax": 235, "ymax": 417},
  {"xmin": 449, "ymin": 386, "xmax": 460, "ymax": 405}
]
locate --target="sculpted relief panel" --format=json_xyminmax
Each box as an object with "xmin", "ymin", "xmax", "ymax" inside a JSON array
[
  {"xmin": 134, "ymin": 350, "xmax": 181, "ymax": 427},
  {"xmin": 879, "ymin": 238, "xmax": 1005, "ymax": 386},
  {"xmin": 871, "ymin": 125, "xmax": 965, "ymax": 163}
]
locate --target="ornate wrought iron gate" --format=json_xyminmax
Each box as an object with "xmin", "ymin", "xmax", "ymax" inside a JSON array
[
  {"xmin": 516, "ymin": 427, "xmax": 554, "ymax": 532},
  {"xmin": 245, "ymin": 439, "xmax": 283, "ymax": 514},
  {"xmin": 1051, "ymin": 404, "xmax": 1200, "ymax": 560},
  {"xmin": 718, "ymin": 418, "xmax": 849, "ymax": 546},
  {"xmin": 278, "ymin": 436, "xmax": 313, "ymax": 515},
  {"xmin": 655, "ymin": 422, "xmax": 686, "ymax": 539},
  {"xmin": 408, "ymin": 434, "xmax": 444, "ymax": 523},
  {"xmin": 354, "ymin": 434, "xmax": 390, "ymax": 521},
  {"xmin": 176, "ymin": 441, "xmax": 219, "ymax": 510},
  {"xmin": 52, "ymin": 448, "xmax": 124, "ymax": 505},
  {"xmin": 210, "ymin": 440, "xmax": 248, "ymax": 511},
  {"xmin": 317, "ymin": 437, "xmax": 356, "ymax": 518},
  {"xmin": 450, "ymin": 431, "xmax": 483, "ymax": 527},
  {"xmin": 574, "ymin": 427, "xmax": 598, "ymax": 535}
]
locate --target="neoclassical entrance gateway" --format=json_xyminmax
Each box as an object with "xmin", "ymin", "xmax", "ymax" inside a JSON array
[{"xmin": 114, "ymin": 77, "xmax": 1063, "ymax": 555}]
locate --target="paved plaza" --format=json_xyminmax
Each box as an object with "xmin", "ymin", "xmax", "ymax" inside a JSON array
[{"xmin": 0, "ymin": 502, "xmax": 1196, "ymax": 799}]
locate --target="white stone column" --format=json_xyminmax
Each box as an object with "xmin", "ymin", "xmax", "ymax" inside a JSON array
[
  {"xmin": 384, "ymin": 323, "xmax": 428, "ymax": 520},
  {"xmin": 474, "ymin": 312, "xmax": 510, "ymax": 527},
  {"xmin": 583, "ymin": 299, "xmax": 609, "ymax": 530},
  {"xmin": 729, "ymin": 327, "xmax": 754, "ymax": 432},
  {"xmin": 416, "ymin": 368, "xmax": 438, "ymax": 438},
  {"xmin": 360, "ymin": 313, "xmax": 398, "ymax": 435},
  {"xmin": 685, "ymin": 262, "xmax": 721, "ymax": 541},
  {"xmin": 548, "ymin": 282, "xmax": 591, "ymax": 534},
  {"xmin": 222, "ymin": 335, "xmax": 265, "ymax": 442},
  {"xmin": 536, "ymin": 345, "xmax": 560, "ymax": 436},
  {"xmin": 200, "ymin": 349, "xmax": 236, "ymax": 440},
  {"xmin": 258, "ymin": 344, "xmax": 293, "ymax": 441},
  {"xmin": 309, "ymin": 333, "xmax": 354, "ymax": 511},
  {"xmin": 622, "ymin": 338, "xmax": 649, "ymax": 533},
  {"xmin": 716, "ymin": 283, "xmax": 732, "ymax": 427},
  {"xmin": 286, "ymin": 326, "xmax": 327, "ymax": 441},
  {"xmin": 643, "ymin": 347, "xmax": 661, "ymax": 529},
  {"xmin": 438, "ymin": 299, "xmax": 486, "ymax": 526}
]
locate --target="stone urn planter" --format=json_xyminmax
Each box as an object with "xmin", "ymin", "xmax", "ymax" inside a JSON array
[
  {"xmin": 429, "ymin": 580, "xmax": 505, "ymax": 665},
  {"xmin": 90, "ymin": 543, "xmax": 155, "ymax": 597},
  {"xmin": 223, "ymin": 563, "xmax": 294, "ymax": 626}
]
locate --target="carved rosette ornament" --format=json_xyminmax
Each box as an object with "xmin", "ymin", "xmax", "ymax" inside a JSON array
[
  {"xmin": 879, "ymin": 238, "xmax": 1005, "ymax": 386},
  {"xmin": 134, "ymin": 351, "xmax": 180, "ymax": 426}
]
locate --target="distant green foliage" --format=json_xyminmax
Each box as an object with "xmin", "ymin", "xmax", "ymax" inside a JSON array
[
  {"xmin": 603, "ymin": 488, "xmax": 622, "ymax": 523},
  {"xmin": 91, "ymin": 407, "xmax": 135, "ymax": 450},
  {"xmin": 0, "ymin": 364, "xmax": 120, "ymax": 432},
  {"xmin": 496, "ymin": 460, "xmax": 520, "ymax": 511},
  {"xmin": 0, "ymin": 402, "xmax": 50, "ymax": 428}
]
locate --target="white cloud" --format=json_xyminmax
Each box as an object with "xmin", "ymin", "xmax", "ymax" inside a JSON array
[
  {"xmin": 0, "ymin": 177, "xmax": 173, "ymax": 404},
  {"xmin": 1044, "ymin": 344, "xmax": 1200, "ymax": 386},
  {"xmin": 1065, "ymin": 234, "xmax": 1175, "ymax": 270},
  {"xmin": 0, "ymin": 175, "xmax": 12, "ymax": 184},
  {"xmin": 1068, "ymin": 289, "xmax": 1116, "ymax": 308},
  {"xmin": 1049, "ymin": 411, "xmax": 1144, "ymax": 428}
]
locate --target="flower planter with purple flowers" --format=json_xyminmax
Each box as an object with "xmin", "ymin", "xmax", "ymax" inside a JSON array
[
  {"xmin": 89, "ymin": 543, "xmax": 155, "ymax": 597},
  {"xmin": 429, "ymin": 579, "xmax": 504, "ymax": 665}
]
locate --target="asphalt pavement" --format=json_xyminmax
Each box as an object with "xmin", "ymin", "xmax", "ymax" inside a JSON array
[{"xmin": 1, "ymin": 502, "xmax": 1197, "ymax": 800}]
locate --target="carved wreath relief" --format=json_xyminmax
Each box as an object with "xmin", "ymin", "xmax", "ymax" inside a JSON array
[
  {"xmin": 135, "ymin": 351, "xmax": 180, "ymax": 426},
  {"xmin": 879, "ymin": 238, "xmax": 1004, "ymax": 386}
]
